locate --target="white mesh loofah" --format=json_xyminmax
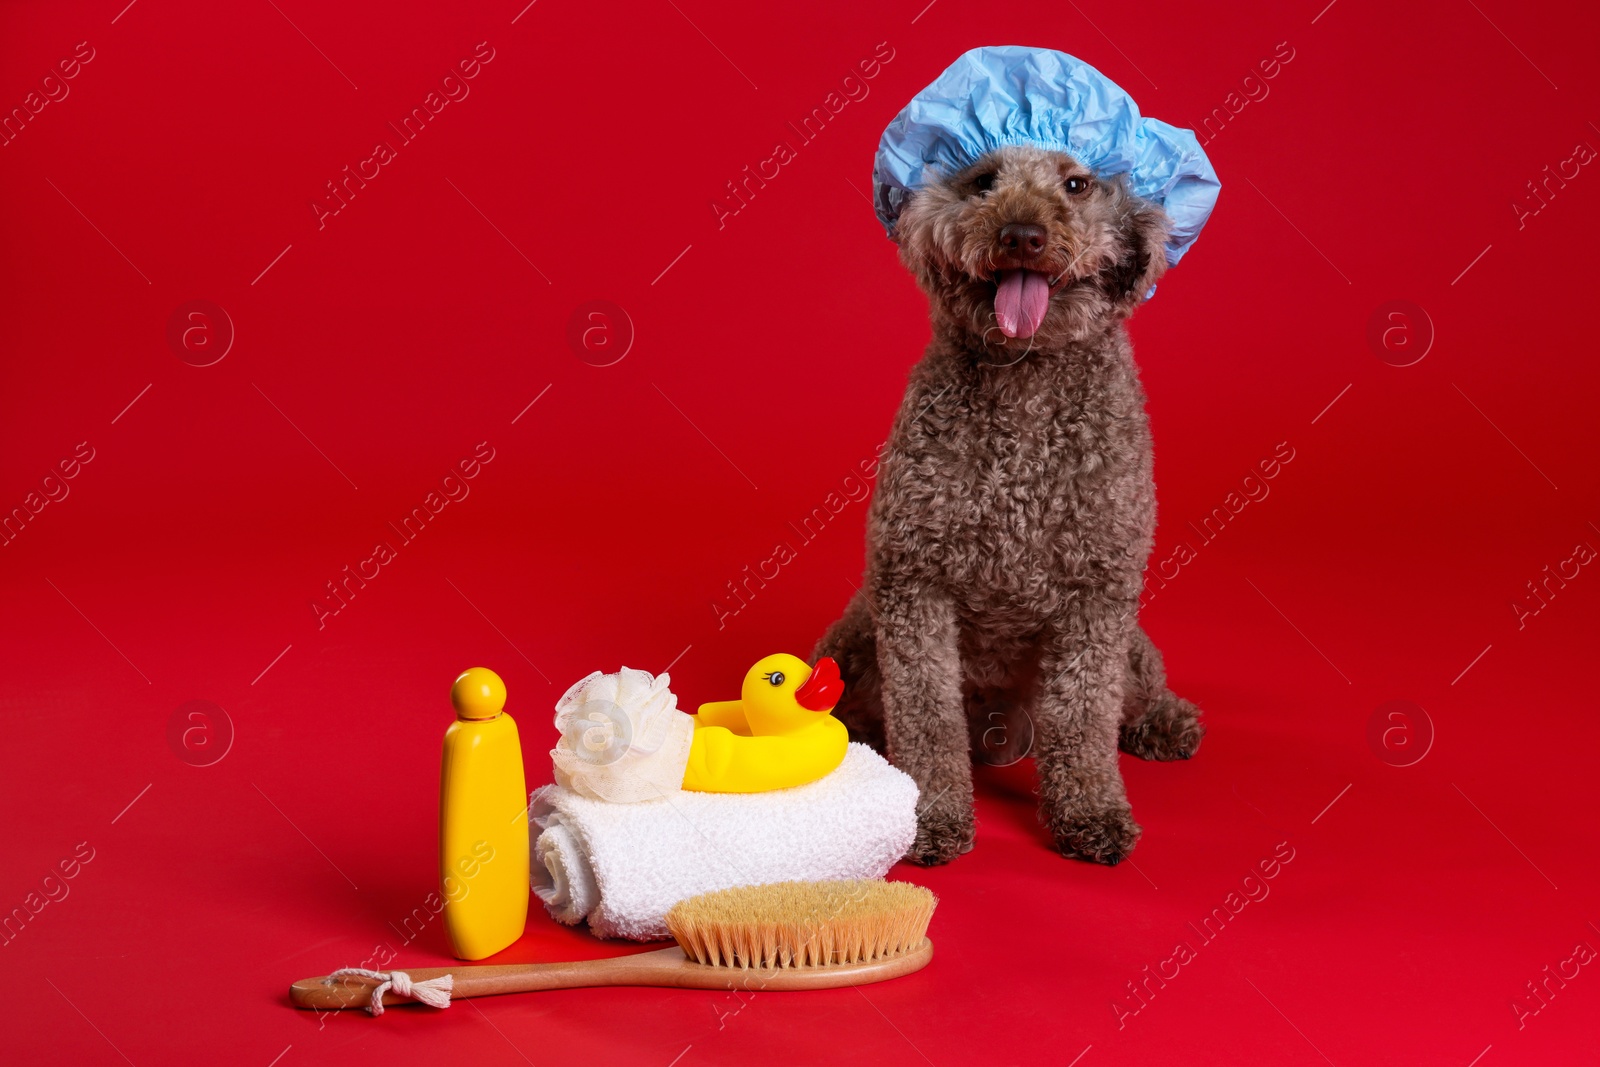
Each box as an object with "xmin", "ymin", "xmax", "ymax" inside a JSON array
[{"xmin": 550, "ymin": 668, "xmax": 694, "ymax": 804}]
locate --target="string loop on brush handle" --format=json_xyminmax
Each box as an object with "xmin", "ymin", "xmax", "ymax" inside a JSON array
[{"xmin": 324, "ymin": 969, "xmax": 454, "ymax": 1015}]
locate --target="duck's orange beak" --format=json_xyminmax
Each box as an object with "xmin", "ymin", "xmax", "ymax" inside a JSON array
[{"xmin": 794, "ymin": 656, "xmax": 843, "ymax": 711}]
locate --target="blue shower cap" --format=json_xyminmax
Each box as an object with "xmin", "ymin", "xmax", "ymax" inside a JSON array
[{"xmin": 873, "ymin": 46, "xmax": 1220, "ymax": 268}]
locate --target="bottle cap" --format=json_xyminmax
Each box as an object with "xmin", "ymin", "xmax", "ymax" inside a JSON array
[{"xmin": 451, "ymin": 667, "xmax": 506, "ymax": 721}]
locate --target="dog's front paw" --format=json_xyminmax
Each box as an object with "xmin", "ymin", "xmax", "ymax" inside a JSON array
[
  {"xmin": 1049, "ymin": 804, "xmax": 1141, "ymax": 866},
  {"xmin": 906, "ymin": 795, "xmax": 975, "ymax": 866}
]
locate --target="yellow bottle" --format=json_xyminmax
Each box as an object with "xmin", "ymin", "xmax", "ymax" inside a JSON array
[{"xmin": 440, "ymin": 667, "xmax": 529, "ymax": 960}]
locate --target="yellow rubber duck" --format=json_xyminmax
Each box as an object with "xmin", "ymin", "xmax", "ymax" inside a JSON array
[{"xmin": 682, "ymin": 654, "xmax": 848, "ymax": 793}]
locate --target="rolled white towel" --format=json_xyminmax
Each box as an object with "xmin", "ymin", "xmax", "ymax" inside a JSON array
[{"xmin": 529, "ymin": 743, "xmax": 920, "ymax": 940}]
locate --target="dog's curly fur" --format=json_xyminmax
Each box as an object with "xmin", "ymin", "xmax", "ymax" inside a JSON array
[{"xmin": 816, "ymin": 146, "xmax": 1203, "ymax": 866}]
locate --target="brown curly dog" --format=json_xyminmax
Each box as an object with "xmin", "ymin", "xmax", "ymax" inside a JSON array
[{"xmin": 816, "ymin": 145, "xmax": 1203, "ymax": 866}]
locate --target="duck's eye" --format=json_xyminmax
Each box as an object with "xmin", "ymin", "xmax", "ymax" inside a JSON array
[
  {"xmin": 766, "ymin": 671, "xmax": 785, "ymax": 687},
  {"xmin": 972, "ymin": 172, "xmax": 995, "ymax": 195},
  {"xmin": 1064, "ymin": 176, "xmax": 1092, "ymax": 197}
]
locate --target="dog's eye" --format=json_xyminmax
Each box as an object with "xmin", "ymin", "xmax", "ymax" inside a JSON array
[
  {"xmin": 972, "ymin": 172, "xmax": 995, "ymax": 195},
  {"xmin": 1064, "ymin": 176, "xmax": 1092, "ymax": 197}
]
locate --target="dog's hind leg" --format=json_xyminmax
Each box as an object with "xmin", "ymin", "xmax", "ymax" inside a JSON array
[
  {"xmin": 814, "ymin": 588, "xmax": 886, "ymax": 752},
  {"xmin": 962, "ymin": 640, "xmax": 1040, "ymax": 767},
  {"xmin": 966, "ymin": 686, "xmax": 1035, "ymax": 767},
  {"xmin": 1118, "ymin": 624, "xmax": 1204, "ymax": 761}
]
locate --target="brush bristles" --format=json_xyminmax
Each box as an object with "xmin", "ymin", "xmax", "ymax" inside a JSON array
[{"xmin": 665, "ymin": 880, "xmax": 937, "ymax": 970}]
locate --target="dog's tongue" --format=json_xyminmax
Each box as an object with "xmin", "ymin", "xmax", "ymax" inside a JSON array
[{"xmin": 994, "ymin": 270, "xmax": 1050, "ymax": 338}]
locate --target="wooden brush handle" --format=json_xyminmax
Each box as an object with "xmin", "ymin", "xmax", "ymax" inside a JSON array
[{"xmin": 290, "ymin": 939, "xmax": 933, "ymax": 1010}]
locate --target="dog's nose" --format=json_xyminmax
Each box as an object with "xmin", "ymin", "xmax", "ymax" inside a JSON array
[{"xmin": 999, "ymin": 223, "xmax": 1047, "ymax": 261}]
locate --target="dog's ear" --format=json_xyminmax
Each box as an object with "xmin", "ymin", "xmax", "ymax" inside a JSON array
[{"xmin": 1100, "ymin": 194, "xmax": 1170, "ymax": 314}]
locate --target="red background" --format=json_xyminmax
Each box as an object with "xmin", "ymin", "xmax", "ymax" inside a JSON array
[{"xmin": 4, "ymin": 0, "xmax": 1599, "ymax": 1064}]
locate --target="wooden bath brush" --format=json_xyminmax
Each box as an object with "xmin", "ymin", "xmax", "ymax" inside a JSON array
[{"xmin": 290, "ymin": 879, "xmax": 936, "ymax": 1014}]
